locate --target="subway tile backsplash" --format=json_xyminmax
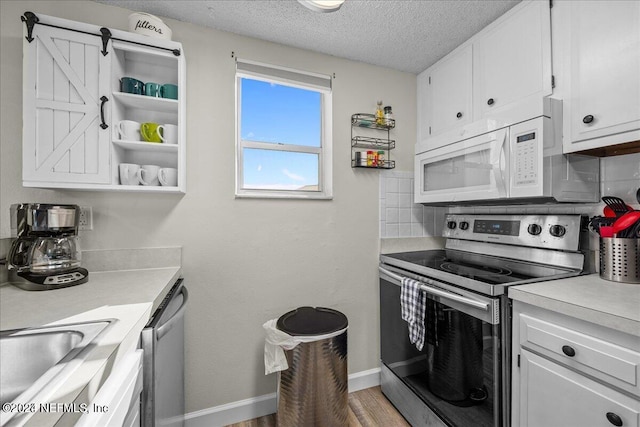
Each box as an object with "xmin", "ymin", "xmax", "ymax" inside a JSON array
[
  {"xmin": 380, "ymin": 171, "xmax": 447, "ymax": 238},
  {"xmin": 380, "ymin": 153, "xmax": 640, "ymax": 238}
]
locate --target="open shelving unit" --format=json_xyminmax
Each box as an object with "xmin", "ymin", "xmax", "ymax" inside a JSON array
[{"xmin": 351, "ymin": 113, "xmax": 396, "ymax": 169}]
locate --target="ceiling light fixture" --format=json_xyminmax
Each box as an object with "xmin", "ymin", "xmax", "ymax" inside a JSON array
[{"xmin": 297, "ymin": 0, "xmax": 345, "ymax": 13}]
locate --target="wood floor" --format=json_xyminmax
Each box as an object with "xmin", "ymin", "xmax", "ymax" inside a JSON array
[{"xmin": 226, "ymin": 386, "xmax": 410, "ymax": 427}]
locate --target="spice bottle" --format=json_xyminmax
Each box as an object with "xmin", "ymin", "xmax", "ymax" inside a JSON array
[
  {"xmin": 367, "ymin": 150, "xmax": 374, "ymax": 166},
  {"xmin": 375, "ymin": 101, "xmax": 384, "ymax": 126},
  {"xmin": 377, "ymin": 151, "xmax": 385, "ymax": 167},
  {"xmin": 384, "ymin": 106, "xmax": 393, "ymax": 126}
]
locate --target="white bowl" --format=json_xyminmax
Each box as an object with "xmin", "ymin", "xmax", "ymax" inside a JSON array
[{"xmin": 128, "ymin": 12, "xmax": 172, "ymax": 40}]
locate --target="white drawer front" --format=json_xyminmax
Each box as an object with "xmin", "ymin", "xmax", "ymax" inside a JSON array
[{"xmin": 519, "ymin": 313, "xmax": 640, "ymax": 394}]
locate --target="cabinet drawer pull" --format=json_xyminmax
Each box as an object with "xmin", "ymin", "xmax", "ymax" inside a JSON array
[
  {"xmin": 582, "ymin": 114, "xmax": 594, "ymax": 124},
  {"xmin": 606, "ymin": 412, "xmax": 623, "ymax": 426},
  {"xmin": 456, "ymin": 112, "xmax": 463, "ymax": 119},
  {"xmin": 561, "ymin": 345, "xmax": 575, "ymax": 357},
  {"xmin": 487, "ymin": 98, "xmax": 495, "ymax": 106},
  {"xmin": 99, "ymin": 96, "xmax": 109, "ymax": 129}
]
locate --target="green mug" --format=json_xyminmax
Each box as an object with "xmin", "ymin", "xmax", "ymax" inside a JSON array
[
  {"xmin": 161, "ymin": 84, "xmax": 178, "ymax": 100},
  {"xmin": 140, "ymin": 122, "xmax": 162, "ymax": 143},
  {"xmin": 144, "ymin": 82, "xmax": 161, "ymax": 97}
]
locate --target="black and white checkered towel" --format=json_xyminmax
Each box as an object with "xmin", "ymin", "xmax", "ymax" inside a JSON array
[{"xmin": 401, "ymin": 277, "xmax": 427, "ymax": 351}]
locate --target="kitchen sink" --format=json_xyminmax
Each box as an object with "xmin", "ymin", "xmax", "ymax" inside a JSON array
[{"xmin": 0, "ymin": 321, "xmax": 111, "ymax": 424}]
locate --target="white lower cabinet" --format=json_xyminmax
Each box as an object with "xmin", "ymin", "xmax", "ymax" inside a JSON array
[
  {"xmin": 518, "ymin": 350, "xmax": 639, "ymax": 427},
  {"xmin": 76, "ymin": 349, "xmax": 144, "ymax": 427},
  {"xmin": 512, "ymin": 301, "xmax": 640, "ymax": 427}
]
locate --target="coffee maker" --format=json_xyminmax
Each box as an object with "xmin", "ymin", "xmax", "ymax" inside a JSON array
[{"xmin": 7, "ymin": 203, "xmax": 88, "ymax": 290}]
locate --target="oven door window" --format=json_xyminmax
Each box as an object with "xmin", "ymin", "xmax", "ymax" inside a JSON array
[{"xmin": 380, "ymin": 278, "xmax": 500, "ymax": 427}]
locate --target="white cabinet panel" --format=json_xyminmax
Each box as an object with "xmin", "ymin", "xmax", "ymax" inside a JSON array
[
  {"xmin": 561, "ymin": 0, "xmax": 640, "ymax": 152},
  {"xmin": 512, "ymin": 302, "xmax": 640, "ymax": 427},
  {"xmin": 473, "ymin": 0, "xmax": 551, "ymax": 119},
  {"xmin": 416, "ymin": 71, "xmax": 430, "ymax": 147},
  {"xmin": 76, "ymin": 350, "xmax": 143, "ymax": 427},
  {"xmin": 22, "ymin": 13, "xmax": 186, "ymax": 193},
  {"xmin": 23, "ymin": 24, "xmax": 111, "ymax": 184},
  {"xmin": 425, "ymin": 45, "xmax": 473, "ymax": 143},
  {"xmin": 518, "ymin": 350, "xmax": 640, "ymax": 427}
]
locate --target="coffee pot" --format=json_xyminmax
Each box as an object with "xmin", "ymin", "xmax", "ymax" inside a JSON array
[{"xmin": 7, "ymin": 203, "xmax": 88, "ymax": 290}]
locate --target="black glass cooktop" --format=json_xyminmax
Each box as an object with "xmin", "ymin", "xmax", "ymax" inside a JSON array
[{"xmin": 383, "ymin": 250, "xmax": 574, "ymax": 286}]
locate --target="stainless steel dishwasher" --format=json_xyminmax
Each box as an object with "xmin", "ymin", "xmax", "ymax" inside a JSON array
[{"xmin": 141, "ymin": 278, "xmax": 188, "ymax": 427}]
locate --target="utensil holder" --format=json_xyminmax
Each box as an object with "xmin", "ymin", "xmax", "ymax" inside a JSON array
[{"xmin": 599, "ymin": 238, "xmax": 640, "ymax": 283}]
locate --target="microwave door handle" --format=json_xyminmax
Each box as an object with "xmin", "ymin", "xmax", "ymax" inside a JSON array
[
  {"xmin": 378, "ymin": 267, "xmax": 489, "ymax": 311},
  {"xmin": 491, "ymin": 130, "xmax": 507, "ymax": 197}
]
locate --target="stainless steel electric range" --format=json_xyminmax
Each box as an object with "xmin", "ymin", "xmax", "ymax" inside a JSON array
[{"xmin": 379, "ymin": 214, "xmax": 592, "ymax": 427}]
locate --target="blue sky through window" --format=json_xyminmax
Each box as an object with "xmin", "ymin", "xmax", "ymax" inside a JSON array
[{"xmin": 241, "ymin": 78, "xmax": 321, "ymax": 190}]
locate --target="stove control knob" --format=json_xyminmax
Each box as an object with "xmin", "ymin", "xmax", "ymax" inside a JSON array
[
  {"xmin": 447, "ymin": 221, "xmax": 457, "ymax": 230},
  {"xmin": 527, "ymin": 224, "xmax": 542, "ymax": 236},
  {"xmin": 459, "ymin": 221, "xmax": 469, "ymax": 231},
  {"xmin": 549, "ymin": 224, "xmax": 566, "ymax": 237}
]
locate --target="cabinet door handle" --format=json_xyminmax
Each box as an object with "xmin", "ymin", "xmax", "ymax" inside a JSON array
[
  {"xmin": 456, "ymin": 112, "xmax": 463, "ymax": 119},
  {"xmin": 583, "ymin": 114, "xmax": 595, "ymax": 124},
  {"xmin": 487, "ymin": 98, "xmax": 495, "ymax": 106},
  {"xmin": 99, "ymin": 96, "xmax": 108, "ymax": 129},
  {"xmin": 606, "ymin": 412, "xmax": 623, "ymax": 426},
  {"xmin": 561, "ymin": 345, "xmax": 576, "ymax": 357}
]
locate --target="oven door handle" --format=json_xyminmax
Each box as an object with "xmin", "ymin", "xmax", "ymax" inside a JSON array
[{"xmin": 379, "ymin": 266, "xmax": 490, "ymax": 311}]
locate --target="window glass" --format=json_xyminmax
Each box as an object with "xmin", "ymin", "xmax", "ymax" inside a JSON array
[
  {"xmin": 240, "ymin": 79, "xmax": 321, "ymax": 147},
  {"xmin": 243, "ymin": 148, "xmax": 319, "ymax": 191}
]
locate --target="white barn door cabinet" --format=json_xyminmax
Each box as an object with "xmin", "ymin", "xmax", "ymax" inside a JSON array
[{"xmin": 21, "ymin": 12, "xmax": 186, "ymax": 193}]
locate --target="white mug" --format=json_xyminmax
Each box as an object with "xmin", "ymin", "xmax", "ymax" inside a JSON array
[
  {"xmin": 137, "ymin": 164, "xmax": 160, "ymax": 186},
  {"xmin": 158, "ymin": 168, "xmax": 178, "ymax": 186},
  {"xmin": 117, "ymin": 120, "xmax": 141, "ymax": 141},
  {"xmin": 119, "ymin": 163, "xmax": 140, "ymax": 185},
  {"xmin": 158, "ymin": 124, "xmax": 178, "ymax": 144}
]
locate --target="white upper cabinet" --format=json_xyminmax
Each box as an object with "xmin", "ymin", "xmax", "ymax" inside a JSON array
[
  {"xmin": 556, "ymin": 1, "xmax": 640, "ymax": 153},
  {"xmin": 22, "ymin": 13, "xmax": 186, "ymax": 193},
  {"xmin": 23, "ymin": 24, "xmax": 111, "ymax": 184},
  {"xmin": 417, "ymin": 1, "xmax": 551, "ymax": 152},
  {"xmin": 473, "ymin": 0, "xmax": 551, "ymax": 120},
  {"xmin": 423, "ymin": 45, "xmax": 473, "ymax": 139}
]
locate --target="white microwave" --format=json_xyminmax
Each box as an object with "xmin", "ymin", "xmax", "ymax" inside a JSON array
[{"xmin": 414, "ymin": 101, "xmax": 600, "ymax": 205}]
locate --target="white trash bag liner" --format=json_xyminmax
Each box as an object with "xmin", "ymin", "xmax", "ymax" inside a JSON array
[{"xmin": 263, "ymin": 318, "xmax": 347, "ymax": 375}]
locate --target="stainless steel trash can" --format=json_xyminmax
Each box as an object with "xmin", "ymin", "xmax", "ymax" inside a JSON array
[{"xmin": 276, "ymin": 307, "xmax": 348, "ymax": 427}]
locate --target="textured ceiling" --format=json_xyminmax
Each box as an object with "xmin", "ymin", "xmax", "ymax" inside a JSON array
[{"xmin": 92, "ymin": 0, "xmax": 520, "ymax": 74}]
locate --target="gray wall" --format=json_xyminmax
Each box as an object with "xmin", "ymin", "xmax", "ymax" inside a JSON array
[{"xmin": 0, "ymin": 0, "xmax": 417, "ymax": 412}]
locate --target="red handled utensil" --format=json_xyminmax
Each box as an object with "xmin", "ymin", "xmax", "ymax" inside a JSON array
[
  {"xmin": 612, "ymin": 211, "xmax": 640, "ymax": 237},
  {"xmin": 599, "ymin": 226, "xmax": 614, "ymax": 238},
  {"xmin": 602, "ymin": 196, "xmax": 632, "ymax": 217},
  {"xmin": 603, "ymin": 204, "xmax": 633, "ymax": 218}
]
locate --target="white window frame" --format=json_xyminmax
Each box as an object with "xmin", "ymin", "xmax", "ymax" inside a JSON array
[{"xmin": 235, "ymin": 59, "xmax": 333, "ymax": 200}]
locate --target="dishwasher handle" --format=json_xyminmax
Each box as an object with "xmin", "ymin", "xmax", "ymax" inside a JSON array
[
  {"xmin": 157, "ymin": 286, "xmax": 189, "ymax": 341},
  {"xmin": 379, "ymin": 266, "xmax": 489, "ymax": 311}
]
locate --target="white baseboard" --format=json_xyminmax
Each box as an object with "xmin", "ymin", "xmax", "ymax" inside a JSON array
[{"xmin": 184, "ymin": 367, "xmax": 381, "ymax": 427}]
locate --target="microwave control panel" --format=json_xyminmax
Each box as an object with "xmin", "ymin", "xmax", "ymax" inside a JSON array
[{"xmin": 514, "ymin": 130, "xmax": 539, "ymax": 186}]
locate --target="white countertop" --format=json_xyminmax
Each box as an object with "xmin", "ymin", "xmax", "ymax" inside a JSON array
[
  {"xmin": 509, "ymin": 273, "xmax": 640, "ymax": 337},
  {"xmin": 0, "ymin": 266, "xmax": 181, "ymax": 426}
]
